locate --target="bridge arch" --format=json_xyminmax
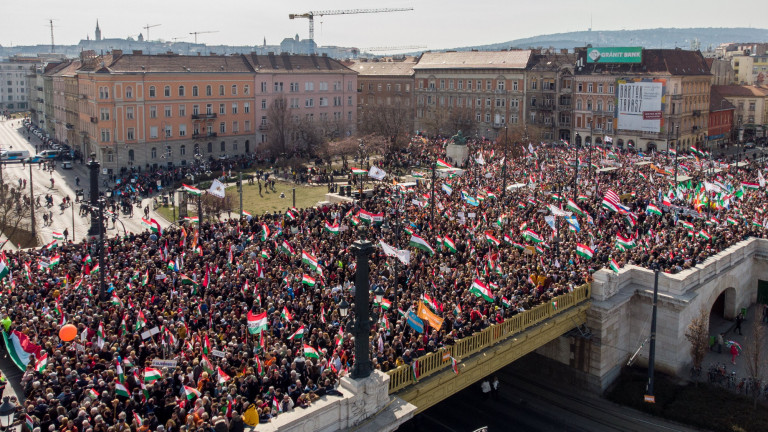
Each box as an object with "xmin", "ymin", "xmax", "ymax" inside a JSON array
[{"xmin": 709, "ymin": 286, "xmax": 738, "ymax": 322}]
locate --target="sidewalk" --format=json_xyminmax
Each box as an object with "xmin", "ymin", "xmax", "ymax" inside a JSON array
[{"xmin": 700, "ymin": 303, "xmax": 768, "ymax": 385}]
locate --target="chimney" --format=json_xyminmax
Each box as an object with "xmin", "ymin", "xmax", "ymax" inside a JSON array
[
  {"xmin": 132, "ymin": 50, "xmax": 143, "ymax": 55},
  {"xmin": 112, "ymin": 49, "xmax": 123, "ymax": 56}
]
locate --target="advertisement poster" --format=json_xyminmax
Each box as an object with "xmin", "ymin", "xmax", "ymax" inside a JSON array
[{"xmin": 616, "ymin": 81, "xmax": 663, "ymax": 133}]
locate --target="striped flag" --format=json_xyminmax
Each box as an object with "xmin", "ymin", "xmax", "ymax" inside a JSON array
[
  {"xmin": 182, "ymin": 184, "xmax": 202, "ymax": 196},
  {"xmin": 183, "ymin": 385, "xmax": 201, "ymax": 400},
  {"xmin": 324, "ymin": 221, "xmax": 340, "ymax": 235},
  {"xmin": 646, "ymin": 204, "xmax": 662, "ymax": 216},
  {"xmin": 408, "ymin": 234, "xmax": 435, "ymax": 256},
  {"xmin": 350, "ymin": 167, "xmax": 367, "ymax": 175},
  {"xmin": 303, "ymin": 344, "xmax": 320, "ymax": 358},
  {"xmin": 576, "ymin": 243, "xmax": 594, "ymax": 259},
  {"xmin": 436, "ymin": 159, "xmax": 453, "ymax": 169},
  {"xmin": 609, "ymin": 259, "xmax": 620, "ymax": 273},
  {"xmin": 443, "ymin": 236, "xmax": 457, "ymax": 253},
  {"xmin": 144, "ymin": 367, "xmax": 162, "ymax": 383},
  {"xmin": 470, "ymin": 279, "xmax": 494, "ymax": 302}
]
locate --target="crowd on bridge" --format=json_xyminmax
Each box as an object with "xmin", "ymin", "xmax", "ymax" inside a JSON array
[{"xmin": 2, "ymin": 134, "xmax": 768, "ymax": 432}]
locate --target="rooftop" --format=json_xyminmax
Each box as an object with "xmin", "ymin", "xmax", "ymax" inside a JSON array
[
  {"xmin": 246, "ymin": 53, "xmax": 355, "ymax": 74},
  {"xmin": 348, "ymin": 60, "xmax": 416, "ymax": 77},
  {"xmin": 413, "ymin": 50, "xmax": 532, "ymax": 70},
  {"xmin": 712, "ymin": 84, "xmax": 768, "ymax": 98},
  {"xmin": 105, "ymin": 53, "xmax": 254, "ymax": 73}
]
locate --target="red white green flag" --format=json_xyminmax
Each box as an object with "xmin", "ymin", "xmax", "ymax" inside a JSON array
[{"xmin": 576, "ymin": 243, "xmax": 594, "ymax": 259}]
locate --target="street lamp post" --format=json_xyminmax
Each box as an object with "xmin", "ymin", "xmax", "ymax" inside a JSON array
[
  {"xmin": 348, "ymin": 239, "xmax": 375, "ymax": 379},
  {"xmin": 87, "ymin": 153, "xmax": 101, "ymax": 238},
  {"xmin": 97, "ymin": 192, "xmax": 108, "ymax": 302},
  {"xmin": 674, "ymin": 125, "xmax": 680, "ymax": 185},
  {"xmin": 501, "ymin": 126, "xmax": 508, "ymax": 201},
  {"xmin": 29, "ymin": 162, "xmax": 36, "ymax": 240},
  {"xmin": 430, "ymin": 155, "xmax": 436, "ymax": 225}
]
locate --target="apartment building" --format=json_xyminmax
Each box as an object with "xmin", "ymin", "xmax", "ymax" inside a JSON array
[
  {"xmin": 77, "ymin": 51, "xmax": 257, "ymax": 172},
  {"xmin": 712, "ymin": 85, "xmax": 768, "ymax": 142},
  {"xmin": 573, "ymin": 48, "xmax": 711, "ymax": 152},
  {"xmin": 525, "ymin": 51, "xmax": 576, "ymax": 143},
  {"xmin": 349, "ymin": 58, "xmax": 415, "ymax": 134},
  {"xmin": 413, "ymin": 50, "xmax": 532, "ymax": 138},
  {"xmin": 246, "ymin": 52, "xmax": 358, "ymax": 146},
  {"xmin": 0, "ymin": 56, "xmax": 40, "ymax": 113},
  {"xmin": 707, "ymin": 87, "xmax": 735, "ymax": 149}
]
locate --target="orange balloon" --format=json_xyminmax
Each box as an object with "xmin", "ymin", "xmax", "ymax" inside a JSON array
[{"xmin": 59, "ymin": 324, "xmax": 77, "ymax": 342}]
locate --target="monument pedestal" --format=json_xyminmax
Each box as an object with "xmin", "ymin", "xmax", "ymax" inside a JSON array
[{"xmin": 446, "ymin": 144, "xmax": 468, "ymax": 167}]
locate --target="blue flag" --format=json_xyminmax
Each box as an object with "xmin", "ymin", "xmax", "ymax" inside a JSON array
[{"xmin": 406, "ymin": 310, "xmax": 424, "ymax": 334}]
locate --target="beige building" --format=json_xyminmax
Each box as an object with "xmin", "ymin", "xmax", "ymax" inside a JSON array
[
  {"xmin": 525, "ymin": 51, "xmax": 576, "ymax": 143},
  {"xmin": 347, "ymin": 58, "xmax": 416, "ymax": 135},
  {"xmin": 573, "ymin": 48, "xmax": 711, "ymax": 152},
  {"xmin": 413, "ymin": 50, "xmax": 532, "ymax": 138}
]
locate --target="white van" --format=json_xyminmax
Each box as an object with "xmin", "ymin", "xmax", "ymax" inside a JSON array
[
  {"xmin": 38, "ymin": 150, "xmax": 62, "ymax": 159},
  {"xmin": 0, "ymin": 150, "xmax": 30, "ymax": 162}
]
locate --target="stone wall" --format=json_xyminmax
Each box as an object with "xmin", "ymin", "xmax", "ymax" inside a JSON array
[{"xmin": 537, "ymin": 237, "xmax": 768, "ymax": 392}]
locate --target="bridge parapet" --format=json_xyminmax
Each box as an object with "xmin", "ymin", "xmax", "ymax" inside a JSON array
[{"xmin": 387, "ymin": 284, "xmax": 591, "ymax": 394}]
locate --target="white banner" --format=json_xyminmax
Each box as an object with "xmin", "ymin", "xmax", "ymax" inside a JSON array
[
  {"xmin": 368, "ymin": 166, "xmax": 387, "ymax": 181},
  {"xmin": 209, "ymin": 179, "xmax": 226, "ymax": 198},
  {"xmin": 379, "ymin": 240, "xmax": 411, "ymax": 265}
]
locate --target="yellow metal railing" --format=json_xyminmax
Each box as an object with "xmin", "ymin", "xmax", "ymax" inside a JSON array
[{"xmin": 387, "ymin": 283, "xmax": 591, "ymax": 394}]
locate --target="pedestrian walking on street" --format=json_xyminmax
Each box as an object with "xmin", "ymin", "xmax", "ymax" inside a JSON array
[
  {"xmin": 75, "ymin": 176, "xmax": 80, "ymax": 187},
  {"xmin": 63, "ymin": 228, "xmax": 69, "ymax": 242},
  {"xmin": 491, "ymin": 375, "xmax": 500, "ymax": 400},
  {"xmin": 731, "ymin": 343, "xmax": 739, "ymax": 365},
  {"xmin": 480, "ymin": 379, "xmax": 491, "ymax": 401},
  {"xmin": 735, "ymin": 312, "xmax": 744, "ymax": 335}
]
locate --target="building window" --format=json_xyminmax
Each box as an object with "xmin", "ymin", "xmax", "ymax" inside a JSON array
[
  {"xmin": 164, "ymin": 86, "xmax": 171, "ymax": 97},
  {"xmin": 319, "ymin": 97, "xmax": 328, "ymax": 107},
  {"xmin": 219, "ymin": 103, "xmax": 226, "ymax": 115},
  {"xmin": 577, "ymin": 83, "xmax": 583, "ymax": 92},
  {"xmin": 305, "ymin": 82, "xmax": 314, "ymax": 91},
  {"xmin": 218, "ymin": 85, "xmax": 225, "ymax": 96},
  {"xmin": 233, "ymin": 121, "xmax": 239, "ymax": 133},
  {"xmin": 107, "ymin": 151, "xmax": 113, "ymax": 162},
  {"xmin": 99, "ymin": 87, "xmax": 109, "ymax": 99},
  {"xmin": 206, "ymin": 85, "xmax": 212, "ymax": 96},
  {"xmin": 244, "ymin": 120, "xmax": 251, "ymax": 131},
  {"xmin": 261, "ymin": 116, "xmax": 267, "ymax": 126},
  {"xmin": 151, "ymin": 147, "xmax": 157, "ymax": 159},
  {"xmin": 244, "ymin": 85, "xmax": 249, "ymax": 95},
  {"xmin": 576, "ymin": 99, "xmax": 582, "ymax": 110},
  {"xmin": 164, "ymin": 126, "xmax": 172, "ymax": 137},
  {"xmin": 179, "ymin": 105, "xmax": 186, "ymax": 117},
  {"xmin": 178, "ymin": 86, "xmax": 185, "ymax": 97},
  {"xmin": 126, "ymin": 107, "xmax": 134, "ymax": 119},
  {"xmin": 231, "ymin": 85, "xmax": 237, "ymax": 95},
  {"xmin": 220, "ymin": 141, "xmax": 226, "ymax": 152},
  {"xmin": 244, "ymin": 102, "xmax": 250, "ymax": 113},
  {"xmin": 150, "ymin": 126, "xmax": 158, "ymax": 139},
  {"xmin": 100, "ymin": 129, "xmax": 110, "ymax": 142},
  {"xmin": 231, "ymin": 103, "xmax": 238, "ymax": 114},
  {"xmin": 220, "ymin": 122, "xmax": 226, "ymax": 134},
  {"xmin": 486, "ymin": 80, "xmax": 492, "ymax": 90},
  {"xmin": 587, "ymin": 83, "xmax": 593, "ymax": 93},
  {"xmin": 127, "ymin": 128, "xmax": 135, "ymax": 140},
  {"xmin": 180, "ymin": 145, "xmax": 186, "ymax": 156},
  {"xmin": 149, "ymin": 86, "xmax": 156, "ymax": 97},
  {"xmin": 598, "ymin": 83, "xmax": 603, "ymax": 93},
  {"xmin": 100, "ymin": 108, "xmax": 110, "ymax": 121},
  {"xmin": 149, "ymin": 106, "xmax": 157, "ymax": 118},
  {"xmin": 497, "ymin": 80, "xmax": 505, "ymax": 91},
  {"xmin": 319, "ymin": 82, "xmax": 328, "ymax": 91},
  {"xmin": 206, "ymin": 104, "xmax": 213, "ymax": 115},
  {"xmin": 165, "ymin": 106, "xmax": 172, "ymax": 117},
  {"xmin": 261, "ymin": 82, "xmax": 267, "ymax": 93},
  {"xmin": 261, "ymin": 99, "xmax": 267, "ymax": 109},
  {"xmin": 179, "ymin": 124, "xmax": 186, "ymax": 136},
  {"xmin": 192, "ymin": 105, "xmax": 200, "ymax": 115},
  {"xmin": 192, "ymin": 86, "xmax": 199, "ymax": 97},
  {"xmin": 531, "ymin": 80, "xmax": 537, "ymax": 90},
  {"xmin": 305, "ymin": 98, "xmax": 314, "ymax": 108},
  {"xmin": 125, "ymin": 87, "xmax": 133, "ymax": 98}
]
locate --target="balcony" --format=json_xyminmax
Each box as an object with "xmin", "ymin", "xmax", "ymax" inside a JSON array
[
  {"xmin": 36, "ymin": 86, "xmax": 43, "ymax": 92},
  {"xmin": 692, "ymin": 110, "xmax": 701, "ymax": 117},
  {"xmin": 65, "ymin": 123, "xmax": 75, "ymax": 130},
  {"xmin": 258, "ymin": 124, "xmax": 269, "ymax": 131},
  {"xmin": 79, "ymin": 94, "xmax": 87, "ymax": 100},
  {"xmin": 191, "ymin": 113, "xmax": 217, "ymax": 120},
  {"xmin": 192, "ymin": 132, "xmax": 217, "ymax": 139},
  {"xmin": 671, "ymin": 94, "xmax": 682, "ymax": 101},
  {"xmin": 494, "ymin": 89, "xmax": 507, "ymax": 95}
]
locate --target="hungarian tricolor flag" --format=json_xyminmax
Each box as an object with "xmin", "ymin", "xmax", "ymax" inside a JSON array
[
  {"xmin": 182, "ymin": 184, "xmax": 202, "ymax": 196},
  {"xmin": 436, "ymin": 159, "xmax": 453, "ymax": 169},
  {"xmin": 521, "ymin": 229, "xmax": 544, "ymax": 243},
  {"xmin": 743, "ymin": 182, "xmax": 760, "ymax": 190},
  {"xmin": 443, "ymin": 236, "xmax": 457, "ymax": 253},
  {"xmin": 301, "ymin": 274, "xmax": 316, "ymax": 286},
  {"xmin": 288, "ymin": 325, "xmax": 306, "ymax": 340},
  {"xmin": 144, "ymin": 367, "xmax": 162, "ymax": 383},
  {"xmin": 350, "ymin": 167, "xmax": 367, "ymax": 175},
  {"xmin": 646, "ymin": 204, "xmax": 662, "ymax": 216},
  {"xmin": 609, "ymin": 258, "xmax": 620, "ymax": 273},
  {"xmin": 135, "ymin": 310, "xmax": 146, "ymax": 331},
  {"xmin": 213, "ymin": 366, "xmax": 230, "ymax": 386},
  {"xmin": 183, "ymin": 385, "xmax": 201, "ymax": 400},
  {"xmin": 484, "ymin": 231, "xmax": 500, "ymax": 247},
  {"xmin": 247, "ymin": 311, "xmax": 268, "ymax": 334},
  {"xmin": 576, "ymin": 243, "xmax": 594, "ymax": 259},
  {"xmin": 301, "ymin": 250, "xmax": 319, "ymax": 270},
  {"xmin": 35, "ymin": 353, "xmax": 48, "ymax": 372},
  {"xmin": 279, "ymin": 240, "xmax": 295, "ymax": 255},
  {"xmin": 324, "ymin": 221, "xmax": 340, "ymax": 235},
  {"xmin": 470, "ymin": 279, "xmax": 494, "ymax": 302},
  {"xmin": 303, "ymin": 344, "xmax": 320, "ymax": 358},
  {"xmin": 408, "ymin": 234, "xmax": 435, "ymax": 256},
  {"xmin": 114, "ymin": 381, "xmax": 130, "ymax": 397},
  {"xmin": 281, "ymin": 307, "xmax": 292, "ymax": 321}
]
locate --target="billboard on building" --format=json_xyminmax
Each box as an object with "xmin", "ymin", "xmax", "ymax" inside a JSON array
[
  {"xmin": 616, "ymin": 80, "xmax": 664, "ymax": 133},
  {"xmin": 586, "ymin": 47, "xmax": 642, "ymax": 64}
]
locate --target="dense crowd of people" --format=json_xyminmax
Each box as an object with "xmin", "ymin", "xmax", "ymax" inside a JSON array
[{"xmin": 3, "ymin": 135, "xmax": 768, "ymax": 432}]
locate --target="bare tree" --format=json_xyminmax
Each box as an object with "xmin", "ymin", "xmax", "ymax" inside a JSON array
[
  {"xmin": 201, "ymin": 193, "xmax": 234, "ymax": 222},
  {"xmin": 359, "ymin": 101, "xmax": 413, "ymax": 156},
  {"xmin": 446, "ymin": 106, "xmax": 477, "ymax": 137},
  {"xmin": 743, "ymin": 322, "xmax": 766, "ymax": 408},
  {"xmin": 293, "ymin": 117, "xmax": 324, "ymax": 157},
  {"xmin": 0, "ymin": 182, "xmax": 34, "ymax": 246},
  {"xmin": 684, "ymin": 307, "xmax": 709, "ymax": 378},
  {"xmin": 326, "ymin": 136, "xmax": 362, "ymax": 170},
  {"xmin": 266, "ymin": 97, "xmax": 294, "ymax": 159}
]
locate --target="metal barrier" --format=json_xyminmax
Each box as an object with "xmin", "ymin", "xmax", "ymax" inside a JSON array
[{"xmin": 387, "ymin": 283, "xmax": 591, "ymax": 394}]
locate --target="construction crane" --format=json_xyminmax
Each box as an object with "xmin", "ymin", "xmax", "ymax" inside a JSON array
[
  {"xmin": 143, "ymin": 23, "xmax": 161, "ymax": 42},
  {"xmin": 47, "ymin": 18, "xmax": 58, "ymax": 53},
  {"xmin": 366, "ymin": 45, "xmax": 427, "ymax": 52},
  {"xmin": 189, "ymin": 30, "xmax": 219, "ymax": 44},
  {"xmin": 289, "ymin": 8, "xmax": 413, "ymax": 54}
]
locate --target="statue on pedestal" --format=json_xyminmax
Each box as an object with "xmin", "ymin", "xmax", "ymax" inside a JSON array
[{"xmin": 450, "ymin": 130, "xmax": 467, "ymax": 146}]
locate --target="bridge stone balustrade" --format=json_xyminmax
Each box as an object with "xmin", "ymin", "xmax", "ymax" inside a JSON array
[{"xmin": 536, "ymin": 237, "xmax": 768, "ymax": 392}]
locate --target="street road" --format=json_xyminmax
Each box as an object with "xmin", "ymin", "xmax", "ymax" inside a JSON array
[
  {"xmin": 0, "ymin": 119, "xmax": 170, "ymax": 247},
  {"xmin": 400, "ymin": 362, "xmax": 704, "ymax": 432}
]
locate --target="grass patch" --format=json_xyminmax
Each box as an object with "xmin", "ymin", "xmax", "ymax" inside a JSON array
[
  {"xmin": 227, "ymin": 180, "xmax": 330, "ymax": 214},
  {"xmin": 154, "ymin": 181, "xmax": 330, "ymax": 222},
  {"xmin": 607, "ymin": 369, "xmax": 768, "ymax": 432}
]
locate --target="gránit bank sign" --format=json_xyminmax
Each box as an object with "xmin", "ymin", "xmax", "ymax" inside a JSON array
[{"xmin": 587, "ymin": 47, "xmax": 643, "ymax": 64}]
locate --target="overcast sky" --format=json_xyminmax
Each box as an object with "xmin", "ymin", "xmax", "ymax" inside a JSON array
[{"xmin": 3, "ymin": 0, "xmax": 764, "ymax": 51}]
